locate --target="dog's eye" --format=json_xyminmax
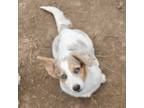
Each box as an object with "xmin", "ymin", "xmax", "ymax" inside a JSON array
[
  {"xmin": 61, "ymin": 74, "xmax": 67, "ymax": 79},
  {"xmin": 74, "ymin": 67, "xmax": 80, "ymax": 74}
]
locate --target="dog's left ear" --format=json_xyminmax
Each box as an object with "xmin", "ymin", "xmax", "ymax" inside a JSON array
[{"xmin": 37, "ymin": 56, "xmax": 59, "ymax": 79}]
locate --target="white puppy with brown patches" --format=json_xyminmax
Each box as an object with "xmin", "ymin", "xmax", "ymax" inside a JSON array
[{"xmin": 37, "ymin": 6, "xmax": 106, "ymax": 98}]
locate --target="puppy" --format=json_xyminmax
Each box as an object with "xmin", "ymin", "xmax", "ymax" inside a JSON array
[{"xmin": 37, "ymin": 6, "xmax": 106, "ymax": 97}]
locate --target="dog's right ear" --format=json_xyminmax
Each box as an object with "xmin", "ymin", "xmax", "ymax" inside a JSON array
[
  {"xmin": 72, "ymin": 52, "xmax": 99, "ymax": 66},
  {"xmin": 37, "ymin": 56, "xmax": 59, "ymax": 79},
  {"xmin": 72, "ymin": 53, "xmax": 93, "ymax": 66}
]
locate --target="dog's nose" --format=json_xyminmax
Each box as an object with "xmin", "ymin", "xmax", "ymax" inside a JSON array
[{"xmin": 73, "ymin": 84, "xmax": 81, "ymax": 92}]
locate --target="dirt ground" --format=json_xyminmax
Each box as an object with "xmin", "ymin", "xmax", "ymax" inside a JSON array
[{"xmin": 18, "ymin": 0, "xmax": 125, "ymax": 108}]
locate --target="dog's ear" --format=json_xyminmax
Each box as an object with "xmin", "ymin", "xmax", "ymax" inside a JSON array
[
  {"xmin": 72, "ymin": 52, "xmax": 99, "ymax": 66},
  {"xmin": 72, "ymin": 53, "xmax": 92, "ymax": 66},
  {"xmin": 37, "ymin": 56, "xmax": 59, "ymax": 79}
]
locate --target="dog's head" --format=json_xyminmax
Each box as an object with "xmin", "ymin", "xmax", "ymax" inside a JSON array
[{"xmin": 37, "ymin": 53, "xmax": 96, "ymax": 93}]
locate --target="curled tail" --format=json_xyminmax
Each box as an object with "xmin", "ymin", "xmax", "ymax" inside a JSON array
[{"xmin": 40, "ymin": 6, "xmax": 72, "ymax": 33}]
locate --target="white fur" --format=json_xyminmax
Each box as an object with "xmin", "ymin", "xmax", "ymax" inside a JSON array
[{"xmin": 40, "ymin": 6, "xmax": 106, "ymax": 97}]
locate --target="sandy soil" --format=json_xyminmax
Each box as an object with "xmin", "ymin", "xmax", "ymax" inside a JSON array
[{"xmin": 19, "ymin": 0, "xmax": 125, "ymax": 108}]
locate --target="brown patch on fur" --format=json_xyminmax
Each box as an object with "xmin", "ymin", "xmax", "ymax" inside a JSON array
[
  {"xmin": 80, "ymin": 64, "xmax": 87, "ymax": 80},
  {"xmin": 68, "ymin": 56, "xmax": 87, "ymax": 80}
]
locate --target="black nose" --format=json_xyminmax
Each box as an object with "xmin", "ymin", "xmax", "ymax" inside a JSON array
[{"xmin": 73, "ymin": 84, "xmax": 81, "ymax": 92}]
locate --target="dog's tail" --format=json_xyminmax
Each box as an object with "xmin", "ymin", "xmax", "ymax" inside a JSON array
[{"xmin": 40, "ymin": 6, "xmax": 72, "ymax": 33}]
